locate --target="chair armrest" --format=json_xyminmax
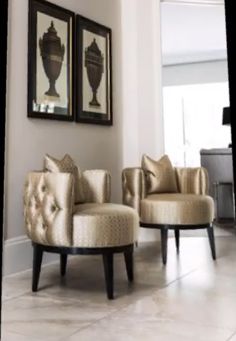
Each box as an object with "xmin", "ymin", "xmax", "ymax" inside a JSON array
[
  {"xmin": 24, "ymin": 172, "xmax": 74, "ymax": 247},
  {"xmin": 122, "ymin": 167, "xmax": 146, "ymax": 215},
  {"xmin": 82, "ymin": 170, "xmax": 111, "ymax": 203},
  {"xmin": 175, "ymin": 167, "xmax": 209, "ymax": 195}
]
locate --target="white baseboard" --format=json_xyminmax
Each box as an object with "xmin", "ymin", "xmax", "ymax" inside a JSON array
[
  {"xmin": 139, "ymin": 227, "xmax": 160, "ymax": 242},
  {"xmin": 3, "ymin": 235, "xmax": 58, "ymax": 276}
]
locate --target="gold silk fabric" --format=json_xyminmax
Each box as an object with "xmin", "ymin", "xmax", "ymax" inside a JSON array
[
  {"xmin": 122, "ymin": 168, "xmax": 146, "ymax": 215},
  {"xmin": 142, "ymin": 154, "xmax": 178, "ymax": 194},
  {"xmin": 122, "ymin": 163, "xmax": 214, "ymax": 225},
  {"xmin": 24, "ymin": 169, "xmax": 139, "ymax": 248},
  {"xmin": 175, "ymin": 167, "xmax": 209, "ymax": 195},
  {"xmin": 24, "ymin": 172, "xmax": 74, "ymax": 247},
  {"xmin": 140, "ymin": 193, "xmax": 214, "ymax": 225},
  {"xmin": 73, "ymin": 203, "xmax": 139, "ymax": 247},
  {"xmin": 44, "ymin": 154, "xmax": 85, "ymax": 204},
  {"xmin": 82, "ymin": 170, "xmax": 111, "ymax": 203}
]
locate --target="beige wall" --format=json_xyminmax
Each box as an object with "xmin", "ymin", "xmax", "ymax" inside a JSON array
[
  {"xmin": 121, "ymin": 0, "xmax": 164, "ymax": 168},
  {"xmin": 5, "ymin": 0, "xmax": 164, "ymax": 242}
]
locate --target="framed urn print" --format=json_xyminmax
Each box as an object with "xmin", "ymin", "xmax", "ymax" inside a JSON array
[
  {"xmin": 75, "ymin": 15, "xmax": 113, "ymax": 125},
  {"xmin": 28, "ymin": 0, "xmax": 74, "ymax": 121}
]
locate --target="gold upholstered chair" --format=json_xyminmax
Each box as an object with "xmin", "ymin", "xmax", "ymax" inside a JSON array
[
  {"xmin": 122, "ymin": 154, "xmax": 216, "ymax": 265},
  {"xmin": 24, "ymin": 154, "xmax": 139, "ymax": 299}
]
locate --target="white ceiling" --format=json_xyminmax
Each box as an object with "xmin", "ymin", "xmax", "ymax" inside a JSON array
[{"xmin": 161, "ymin": 2, "xmax": 227, "ymax": 65}]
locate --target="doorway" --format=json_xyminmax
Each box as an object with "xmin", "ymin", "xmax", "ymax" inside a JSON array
[{"xmin": 160, "ymin": 0, "xmax": 235, "ymax": 227}]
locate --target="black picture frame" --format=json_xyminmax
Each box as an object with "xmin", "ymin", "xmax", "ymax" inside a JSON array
[
  {"xmin": 75, "ymin": 15, "xmax": 113, "ymax": 126},
  {"xmin": 28, "ymin": 0, "xmax": 75, "ymax": 121}
]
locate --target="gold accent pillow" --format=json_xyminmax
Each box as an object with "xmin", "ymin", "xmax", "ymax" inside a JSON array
[
  {"xmin": 141, "ymin": 154, "xmax": 178, "ymax": 194},
  {"xmin": 44, "ymin": 154, "xmax": 85, "ymax": 203}
]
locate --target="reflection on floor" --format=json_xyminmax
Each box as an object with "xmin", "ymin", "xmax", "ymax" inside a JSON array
[{"xmin": 2, "ymin": 225, "xmax": 236, "ymax": 341}]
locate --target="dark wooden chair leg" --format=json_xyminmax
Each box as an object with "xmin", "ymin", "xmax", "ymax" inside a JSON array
[
  {"xmin": 102, "ymin": 253, "xmax": 114, "ymax": 299},
  {"xmin": 124, "ymin": 249, "xmax": 134, "ymax": 282},
  {"xmin": 207, "ymin": 225, "xmax": 216, "ymax": 260},
  {"xmin": 32, "ymin": 244, "xmax": 43, "ymax": 292},
  {"xmin": 175, "ymin": 228, "xmax": 180, "ymax": 253},
  {"xmin": 60, "ymin": 254, "xmax": 67, "ymax": 277},
  {"xmin": 161, "ymin": 226, "xmax": 168, "ymax": 265}
]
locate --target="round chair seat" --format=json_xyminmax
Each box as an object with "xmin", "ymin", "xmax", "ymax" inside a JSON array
[
  {"xmin": 73, "ymin": 203, "xmax": 139, "ymax": 247},
  {"xmin": 140, "ymin": 193, "xmax": 214, "ymax": 226}
]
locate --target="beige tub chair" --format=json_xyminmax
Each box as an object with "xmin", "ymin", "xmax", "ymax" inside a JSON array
[
  {"xmin": 24, "ymin": 154, "xmax": 139, "ymax": 299},
  {"xmin": 122, "ymin": 154, "xmax": 215, "ymax": 265}
]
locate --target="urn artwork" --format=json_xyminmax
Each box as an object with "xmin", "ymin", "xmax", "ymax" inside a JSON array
[
  {"xmin": 28, "ymin": 0, "xmax": 74, "ymax": 121},
  {"xmin": 85, "ymin": 38, "xmax": 104, "ymax": 107},
  {"xmin": 75, "ymin": 15, "xmax": 112, "ymax": 125},
  {"xmin": 39, "ymin": 21, "xmax": 65, "ymax": 99}
]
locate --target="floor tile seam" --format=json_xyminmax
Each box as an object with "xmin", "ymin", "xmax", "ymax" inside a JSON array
[
  {"xmin": 226, "ymin": 331, "xmax": 236, "ymax": 341},
  {"xmin": 58, "ymin": 303, "xmax": 134, "ymax": 340},
  {"xmin": 166, "ymin": 316, "xmax": 235, "ymax": 333},
  {"xmin": 1, "ymin": 325, "xmax": 43, "ymax": 340},
  {"xmin": 2, "ymin": 291, "xmax": 31, "ymax": 304},
  {"xmin": 14, "ymin": 292, "xmax": 148, "ymax": 332},
  {"xmin": 2, "ymin": 234, "xmax": 232, "ymax": 280},
  {"xmin": 6, "ymin": 289, "xmax": 235, "ymax": 337},
  {"xmin": 106, "ymin": 309, "xmax": 236, "ymax": 336},
  {"xmin": 3, "ymin": 318, "xmax": 97, "ymax": 341},
  {"xmin": 59, "ymin": 290, "xmax": 169, "ymax": 338},
  {"xmin": 3, "ymin": 255, "xmax": 100, "ymax": 281},
  {"xmin": 60, "ymin": 311, "xmax": 236, "ymax": 340},
  {"xmin": 148, "ymin": 267, "xmax": 202, "ymax": 301},
  {"xmin": 34, "ymin": 289, "xmax": 142, "ymax": 307},
  {"xmin": 3, "ymin": 280, "xmax": 157, "ymax": 306},
  {"xmin": 164, "ymin": 267, "xmax": 199, "ymax": 288},
  {"xmin": 3, "ymin": 291, "xmax": 90, "ymax": 309},
  {"xmin": 3, "ymin": 269, "xmax": 197, "ymax": 313},
  {"xmin": 2, "ymin": 263, "xmax": 227, "ymax": 305}
]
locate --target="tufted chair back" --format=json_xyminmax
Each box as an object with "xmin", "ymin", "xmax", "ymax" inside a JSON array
[{"xmin": 24, "ymin": 170, "xmax": 111, "ymax": 247}]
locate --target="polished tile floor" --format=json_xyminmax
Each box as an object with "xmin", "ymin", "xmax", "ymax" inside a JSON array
[{"xmin": 2, "ymin": 226, "xmax": 236, "ymax": 340}]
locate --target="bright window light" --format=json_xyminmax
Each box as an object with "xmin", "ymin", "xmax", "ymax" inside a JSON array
[{"xmin": 163, "ymin": 82, "xmax": 230, "ymax": 167}]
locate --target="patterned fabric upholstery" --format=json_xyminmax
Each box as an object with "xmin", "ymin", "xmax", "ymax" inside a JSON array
[
  {"xmin": 140, "ymin": 193, "xmax": 214, "ymax": 225},
  {"xmin": 73, "ymin": 203, "xmax": 139, "ymax": 247},
  {"xmin": 82, "ymin": 170, "xmax": 111, "ymax": 203},
  {"xmin": 24, "ymin": 170, "xmax": 138, "ymax": 248},
  {"xmin": 44, "ymin": 154, "xmax": 85, "ymax": 204},
  {"xmin": 122, "ymin": 165, "xmax": 214, "ymax": 226}
]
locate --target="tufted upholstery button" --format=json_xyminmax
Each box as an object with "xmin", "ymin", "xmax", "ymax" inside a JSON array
[
  {"xmin": 51, "ymin": 205, "xmax": 56, "ymax": 213},
  {"xmin": 24, "ymin": 170, "xmax": 115, "ymax": 249}
]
